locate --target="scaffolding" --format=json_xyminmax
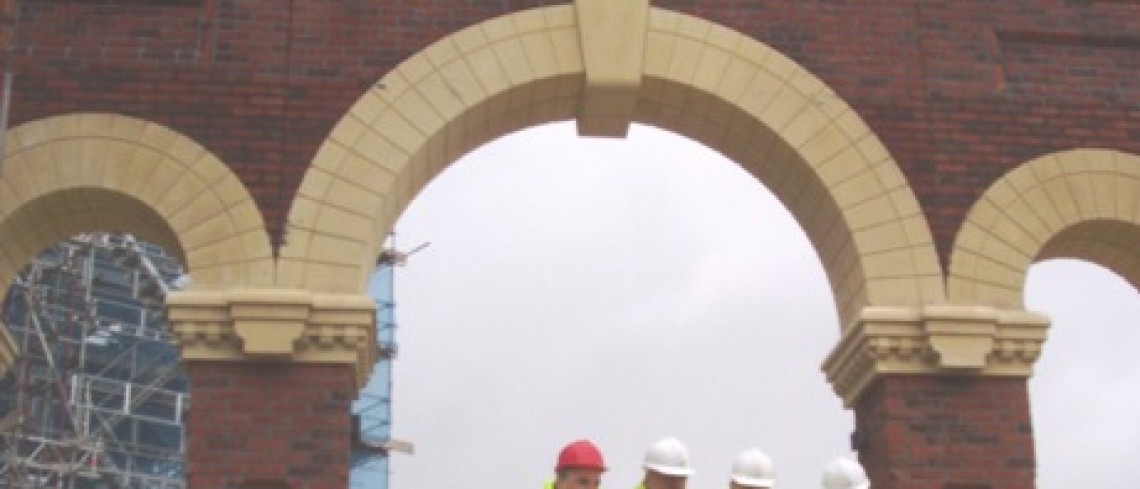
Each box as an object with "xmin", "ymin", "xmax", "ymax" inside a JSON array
[
  {"xmin": 0, "ymin": 233, "xmax": 188, "ymax": 489},
  {"xmin": 350, "ymin": 245, "xmax": 419, "ymax": 489}
]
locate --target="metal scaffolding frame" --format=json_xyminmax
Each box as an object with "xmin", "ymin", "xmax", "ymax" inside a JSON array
[
  {"xmin": 0, "ymin": 233, "xmax": 187, "ymax": 489},
  {"xmin": 0, "ymin": 233, "xmax": 420, "ymax": 488},
  {"xmin": 350, "ymin": 245, "xmax": 419, "ymax": 489}
]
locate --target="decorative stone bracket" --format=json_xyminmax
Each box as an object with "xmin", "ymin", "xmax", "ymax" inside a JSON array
[
  {"xmin": 822, "ymin": 305, "xmax": 1049, "ymax": 407},
  {"xmin": 166, "ymin": 289, "xmax": 378, "ymax": 388}
]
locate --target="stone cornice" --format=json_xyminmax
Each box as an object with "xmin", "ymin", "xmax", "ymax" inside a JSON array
[
  {"xmin": 822, "ymin": 305, "xmax": 1049, "ymax": 407},
  {"xmin": 167, "ymin": 289, "xmax": 378, "ymax": 388},
  {"xmin": 0, "ymin": 327, "xmax": 18, "ymax": 377}
]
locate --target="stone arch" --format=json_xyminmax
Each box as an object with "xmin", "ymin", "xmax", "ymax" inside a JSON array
[
  {"xmin": 0, "ymin": 113, "xmax": 273, "ymax": 291},
  {"xmin": 280, "ymin": 5, "xmax": 943, "ymax": 327},
  {"xmin": 948, "ymin": 148, "xmax": 1140, "ymax": 307}
]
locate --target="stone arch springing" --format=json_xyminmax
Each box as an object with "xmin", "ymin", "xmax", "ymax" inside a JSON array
[
  {"xmin": 280, "ymin": 5, "xmax": 943, "ymax": 328},
  {"xmin": 948, "ymin": 148, "xmax": 1140, "ymax": 307},
  {"xmin": 0, "ymin": 113, "xmax": 273, "ymax": 291}
]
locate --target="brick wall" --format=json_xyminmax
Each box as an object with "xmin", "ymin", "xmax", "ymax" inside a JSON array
[
  {"xmin": 3, "ymin": 0, "xmax": 1138, "ymax": 260},
  {"xmin": 655, "ymin": 0, "xmax": 1140, "ymax": 267},
  {"xmin": 854, "ymin": 376, "xmax": 1036, "ymax": 489},
  {"xmin": 186, "ymin": 362, "xmax": 356, "ymax": 489},
  {"xmin": 5, "ymin": 2, "xmax": 1136, "ymax": 488},
  {"xmin": 0, "ymin": 0, "xmax": 563, "ymax": 246}
]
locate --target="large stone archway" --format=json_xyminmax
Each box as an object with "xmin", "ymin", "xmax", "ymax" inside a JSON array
[
  {"xmin": 270, "ymin": 3, "xmax": 1057, "ymax": 488},
  {"xmin": 0, "ymin": 112, "xmax": 275, "ymax": 377},
  {"xmin": 280, "ymin": 3, "xmax": 944, "ymax": 333},
  {"xmin": 1, "ymin": 4, "xmax": 1103, "ymax": 489},
  {"xmin": 949, "ymin": 148, "xmax": 1140, "ymax": 307},
  {"xmin": 5, "ymin": 1, "xmax": 1137, "ymax": 488},
  {"xmin": 0, "ymin": 113, "xmax": 377, "ymax": 488},
  {"xmin": 0, "ymin": 113, "xmax": 273, "ymax": 290}
]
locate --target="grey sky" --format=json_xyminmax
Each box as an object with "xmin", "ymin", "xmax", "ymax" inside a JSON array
[
  {"xmin": 1026, "ymin": 261, "xmax": 1140, "ymax": 488},
  {"xmin": 383, "ymin": 122, "xmax": 1140, "ymax": 489}
]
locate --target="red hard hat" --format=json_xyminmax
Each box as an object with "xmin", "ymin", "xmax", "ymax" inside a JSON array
[{"xmin": 556, "ymin": 439, "xmax": 607, "ymax": 472}]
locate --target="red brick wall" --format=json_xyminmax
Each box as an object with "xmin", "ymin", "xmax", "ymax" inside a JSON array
[
  {"xmin": 0, "ymin": 0, "xmax": 562, "ymax": 246},
  {"xmin": 3, "ymin": 1, "xmax": 1138, "ymax": 261},
  {"xmin": 5, "ymin": 3, "xmax": 1134, "ymax": 488},
  {"xmin": 186, "ymin": 362, "xmax": 356, "ymax": 489},
  {"xmin": 854, "ymin": 376, "xmax": 1036, "ymax": 489},
  {"xmin": 0, "ymin": 1, "xmax": 13, "ymax": 51},
  {"xmin": 655, "ymin": 0, "xmax": 1140, "ymax": 267}
]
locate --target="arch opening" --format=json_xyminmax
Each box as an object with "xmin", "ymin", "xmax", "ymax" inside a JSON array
[
  {"xmin": 0, "ymin": 231, "xmax": 190, "ymax": 488},
  {"xmin": 384, "ymin": 122, "xmax": 853, "ymax": 489},
  {"xmin": 285, "ymin": 6, "xmax": 943, "ymax": 330},
  {"xmin": 1026, "ymin": 259, "xmax": 1140, "ymax": 489}
]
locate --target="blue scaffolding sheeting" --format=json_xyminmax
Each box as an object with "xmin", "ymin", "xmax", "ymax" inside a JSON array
[
  {"xmin": 0, "ymin": 234, "xmax": 188, "ymax": 489},
  {"xmin": 351, "ymin": 259, "xmax": 399, "ymax": 489}
]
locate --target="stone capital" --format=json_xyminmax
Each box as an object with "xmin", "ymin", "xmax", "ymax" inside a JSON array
[
  {"xmin": 167, "ymin": 289, "xmax": 378, "ymax": 388},
  {"xmin": 822, "ymin": 305, "xmax": 1049, "ymax": 407}
]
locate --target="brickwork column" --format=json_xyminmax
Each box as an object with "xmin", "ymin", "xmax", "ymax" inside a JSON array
[
  {"xmin": 855, "ymin": 376, "xmax": 1035, "ymax": 489},
  {"xmin": 186, "ymin": 362, "xmax": 355, "ymax": 489},
  {"xmin": 168, "ymin": 290, "xmax": 377, "ymax": 489},
  {"xmin": 824, "ymin": 306, "xmax": 1048, "ymax": 489}
]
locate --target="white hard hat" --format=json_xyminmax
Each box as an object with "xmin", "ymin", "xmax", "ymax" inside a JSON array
[
  {"xmin": 821, "ymin": 457, "xmax": 869, "ymax": 489},
  {"xmin": 730, "ymin": 448, "xmax": 776, "ymax": 488},
  {"xmin": 643, "ymin": 437, "xmax": 694, "ymax": 477}
]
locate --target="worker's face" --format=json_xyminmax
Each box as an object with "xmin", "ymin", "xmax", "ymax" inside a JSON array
[
  {"xmin": 645, "ymin": 471, "xmax": 687, "ymax": 489},
  {"xmin": 555, "ymin": 468, "xmax": 603, "ymax": 489}
]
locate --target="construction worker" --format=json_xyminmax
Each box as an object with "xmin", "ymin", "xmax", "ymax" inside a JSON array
[
  {"xmin": 821, "ymin": 456, "xmax": 870, "ymax": 489},
  {"xmin": 637, "ymin": 437, "xmax": 693, "ymax": 489},
  {"xmin": 545, "ymin": 439, "xmax": 606, "ymax": 489},
  {"xmin": 728, "ymin": 448, "xmax": 776, "ymax": 488}
]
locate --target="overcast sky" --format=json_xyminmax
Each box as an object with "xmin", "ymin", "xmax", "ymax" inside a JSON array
[{"xmin": 380, "ymin": 122, "xmax": 1140, "ymax": 489}]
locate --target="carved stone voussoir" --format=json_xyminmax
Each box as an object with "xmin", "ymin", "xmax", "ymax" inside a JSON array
[
  {"xmin": 822, "ymin": 305, "xmax": 1049, "ymax": 406},
  {"xmin": 166, "ymin": 289, "xmax": 377, "ymax": 387},
  {"xmin": 574, "ymin": 0, "xmax": 649, "ymax": 137}
]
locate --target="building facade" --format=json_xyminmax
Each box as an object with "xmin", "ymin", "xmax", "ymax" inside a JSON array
[{"xmin": 1, "ymin": 1, "xmax": 1138, "ymax": 488}]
